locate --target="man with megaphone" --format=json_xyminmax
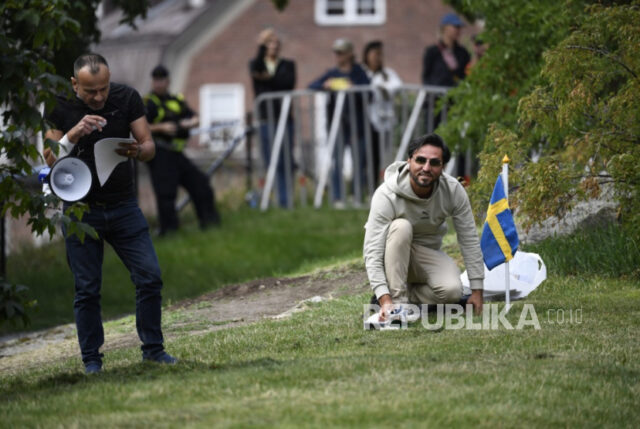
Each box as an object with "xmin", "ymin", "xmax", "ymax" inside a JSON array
[{"xmin": 42, "ymin": 53, "xmax": 177, "ymax": 374}]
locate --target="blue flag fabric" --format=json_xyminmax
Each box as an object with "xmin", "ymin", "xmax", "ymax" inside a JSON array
[{"xmin": 480, "ymin": 174, "xmax": 519, "ymax": 270}]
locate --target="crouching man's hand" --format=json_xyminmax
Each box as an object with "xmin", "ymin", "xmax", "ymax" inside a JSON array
[
  {"xmin": 378, "ymin": 294, "xmax": 394, "ymax": 322},
  {"xmin": 467, "ymin": 289, "xmax": 483, "ymax": 316}
]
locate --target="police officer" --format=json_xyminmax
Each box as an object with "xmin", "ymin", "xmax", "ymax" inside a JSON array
[{"xmin": 145, "ymin": 65, "xmax": 220, "ymax": 235}]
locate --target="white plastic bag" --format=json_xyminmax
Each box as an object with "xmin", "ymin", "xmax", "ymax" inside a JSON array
[{"xmin": 461, "ymin": 251, "xmax": 547, "ymax": 300}]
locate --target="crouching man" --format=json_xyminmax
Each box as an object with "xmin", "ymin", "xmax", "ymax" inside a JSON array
[{"xmin": 363, "ymin": 134, "xmax": 484, "ymax": 323}]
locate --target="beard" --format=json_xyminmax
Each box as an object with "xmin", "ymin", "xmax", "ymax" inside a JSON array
[
  {"xmin": 410, "ymin": 171, "xmax": 436, "ymax": 188},
  {"xmin": 76, "ymin": 93, "xmax": 105, "ymax": 111}
]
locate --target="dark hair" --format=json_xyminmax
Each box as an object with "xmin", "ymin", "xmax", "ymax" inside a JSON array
[
  {"xmin": 73, "ymin": 53, "xmax": 109, "ymax": 77},
  {"xmin": 151, "ymin": 64, "xmax": 170, "ymax": 78},
  {"xmin": 362, "ymin": 40, "xmax": 383, "ymax": 69},
  {"xmin": 407, "ymin": 133, "xmax": 451, "ymax": 164}
]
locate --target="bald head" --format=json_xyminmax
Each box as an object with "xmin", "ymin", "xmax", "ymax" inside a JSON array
[
  {"xmin": 71, "ymin": 54, "xmax": 111, "ymax": 111},
  {"xmin": 73, "ymin": 53, "xmax": 109, "ymax": 78}
]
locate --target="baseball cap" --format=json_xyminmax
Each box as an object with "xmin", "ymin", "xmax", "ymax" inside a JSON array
[
  {"xmin": 440, "ymin": 13, "xmax": 465, "ymax": 27},
  {"xmin": 332, "ymin": 38, "xmax": 353, "ymax": 53},
  {"xmin": 151, "ymin": 64, "xmax": 169, "ymax": 78}
]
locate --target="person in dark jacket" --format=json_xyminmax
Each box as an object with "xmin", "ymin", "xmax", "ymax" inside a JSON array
[
  {"xmin": 309, "ymin": 38, "xmax": 371, "ymax": 206},
  {"xmin": 249, "ymin": 28, "xmax": 296, "ymax": 208},
  {"xmin": 422, "ymin": 13, "xmax": 471, "ymax": 180},
  {"xmin": 422, "ymin": 13, "xmax": 471, "ymax": 88},
  {"xmin": 145, "ymin": 65, "xmax": 220, "ymax": 235}
]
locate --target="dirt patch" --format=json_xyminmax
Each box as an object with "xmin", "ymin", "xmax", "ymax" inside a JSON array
[{"xmin": 0, "ymin": 263, "xmax": 369, "ymax": 373}]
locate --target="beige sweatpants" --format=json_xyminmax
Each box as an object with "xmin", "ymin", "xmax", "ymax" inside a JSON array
[{"xmin": 384, "ymin": 218, "xmax": 462, "ymax": 304}]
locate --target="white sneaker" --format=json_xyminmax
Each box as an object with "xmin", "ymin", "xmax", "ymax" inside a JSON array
[
  {"xmin": 404, "ymin": 304, "xmax": 421, "ymax": 323},
  {"xmin": 363, "ymin": 306, "xmax": 408, "ymax": 330}
]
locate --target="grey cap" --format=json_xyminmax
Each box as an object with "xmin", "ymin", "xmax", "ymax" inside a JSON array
[{"xmin": 332, "ymin": 38, "xmax": 353, "ymax": 53}]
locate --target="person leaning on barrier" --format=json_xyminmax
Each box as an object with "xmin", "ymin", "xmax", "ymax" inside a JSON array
[
  {"xmin": 42, "ymin": 53, "xmax": 177, "ymax": 374},
  {"xmin": 308, "ymin": 38, "xmax": 371, "ymax": 205},
  {"xmin": 144, "ymin": 65, "xmax": 220, "ymax": 235},
  {"xmin": 362, "ymin": 40, "xmax": 402, "ymax": 186},
  {"xmin": 363, "ymin": 133, "xmax": 484, "ymax": 321},
  {"xmin": 249, "ymin": 27, "xmax": 296, "ymax": 208}
]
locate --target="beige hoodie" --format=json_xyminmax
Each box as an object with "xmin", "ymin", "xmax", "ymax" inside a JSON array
[{"xmin": 363, "ymin": 161, "xmax": 484, "ymax": 298}]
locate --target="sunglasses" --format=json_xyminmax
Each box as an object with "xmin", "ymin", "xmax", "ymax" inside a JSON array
[{"xmin": 413, "ymin": 156, "xmax": 443, "ymax": 167}]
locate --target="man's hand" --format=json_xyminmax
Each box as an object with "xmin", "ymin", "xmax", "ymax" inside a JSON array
[
  {"xmin": 43, "ymin": 147, "xmax": 57, "ymax": 167},
  {"xmin": 252, "ymin": 71, "xmax": 271, "ymax": 80},
  {"xmin": 257, "ymin": 28, "xmax": 275, "ymax": 46},
  {"xmin": 467, "ymin": 289, "xmax": 483, "ymax": 316},
  {"xmin": 378, "ymin": 294, "xmax": 394, "ymax": 322},
  {"xmin": 161, "ymin": 122, "xmax": 177, "ymax": 136},
  {"xmin": 178, "ymin": 116, "xmax": 198, "ymax": 130},
  {"xmin": 129, "ymin": 116, "xmax": 155, "ymax": 163},
  {"xmin": 149, "ymin": 121, "xmax": 178, "ymax": 136},
  {"xmin": 43, "ymin": 129, "xmax": 64, "ymax": 167},
  {"xmin": 68, "ymin": 115, "xmax": 107, "ymax": 143},
  {"xmin": 115, "ymin": 141, "xmax": 142, "ymax": 159}
]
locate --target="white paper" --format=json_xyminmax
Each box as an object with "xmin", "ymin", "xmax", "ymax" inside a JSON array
[{"xmin": 93, "ymin": 137, "xmax": 136, "ymax": 186}]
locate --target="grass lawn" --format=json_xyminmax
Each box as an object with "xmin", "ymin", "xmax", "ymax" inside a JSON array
[
  {"xmin": 3, "ymin": 206, "xmax": 368, "ymax": 333},
  {"xmin": 2, "ymin": 211, "xmax": 638, "ymax": 426},
  {"xmin": 0, "ymin": 264, "xmax": 638, "ymax": 427}
]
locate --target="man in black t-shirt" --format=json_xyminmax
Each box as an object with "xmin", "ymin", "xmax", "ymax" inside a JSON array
[{"xmin": 43, "ymin": 53, "xmax": 177, "ymax": 374}]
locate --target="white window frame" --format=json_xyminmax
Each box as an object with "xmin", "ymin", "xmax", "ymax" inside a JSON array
[
  {"xmin": 315, "ymin": 0, "xmax": 386, "ymax": 26},
  {"xmin": 198, "ymin": 84, "xmax": 245, "ymax": 150}
]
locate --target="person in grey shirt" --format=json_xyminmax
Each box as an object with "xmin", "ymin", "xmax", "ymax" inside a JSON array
[{"xmin": 363, "ymin": 134, "xmax": 484, "ymax": 321}]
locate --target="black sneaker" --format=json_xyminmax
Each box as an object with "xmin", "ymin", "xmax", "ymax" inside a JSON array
[
  {"xmin": 84, "ymin": 361, "xmax": 102, "ymax": 374},
  {"xmin": 143, "ymin": 351, "xmax": 178, "ymax": 364}
]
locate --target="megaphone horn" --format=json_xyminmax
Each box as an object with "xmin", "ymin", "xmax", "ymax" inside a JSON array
[{"xmin": 48, "ymin": 157, "xmax": 93, "ymax": 202}]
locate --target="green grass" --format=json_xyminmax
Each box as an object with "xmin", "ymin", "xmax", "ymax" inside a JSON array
[
  {"xmin": 3, "ymin": 206, "xmax": 368, "ymax": 333},
  {"xmin": 2, "ymin": 214, "xmax": 640, "ymax": 426},
  {"xmin": 0, "ymin": 265, "xmax": 638, "ymax": 427},
  {"xmin": 524, "ymin": 223, "xmax": 640, "ymax": 279}
]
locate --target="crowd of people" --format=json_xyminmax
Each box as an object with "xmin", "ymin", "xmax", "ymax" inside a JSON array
[{"xmin": 250, "ymin": 12, "xmax": 485, "ymax": 207}]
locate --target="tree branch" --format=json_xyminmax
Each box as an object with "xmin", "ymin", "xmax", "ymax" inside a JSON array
[{"xmin": 566, "ymin": 45, "xmax": 638, "ymax": 79}]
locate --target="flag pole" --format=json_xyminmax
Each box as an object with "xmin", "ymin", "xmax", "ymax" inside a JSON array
[{"xmin": 502, "ymin": 155, "xmax": 511, "ymax": 313}]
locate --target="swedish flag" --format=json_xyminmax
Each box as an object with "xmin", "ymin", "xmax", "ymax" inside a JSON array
[{"xmin": 481, "ymin": 174, "xmax": 519, "ymax": 270}]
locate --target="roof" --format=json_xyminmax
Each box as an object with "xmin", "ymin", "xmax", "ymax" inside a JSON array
[{"xmin": 99, "ymin": 0, "xmax": 210, "ymax": 44}]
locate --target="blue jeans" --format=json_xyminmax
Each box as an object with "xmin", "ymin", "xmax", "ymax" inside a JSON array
[
  {"xmin": 260, "ymin": 121, "xmax": 294, "ymax": 208},
  {"xmin": 63, "ymin": 199, "xmax": 165, "ymax": 364}
]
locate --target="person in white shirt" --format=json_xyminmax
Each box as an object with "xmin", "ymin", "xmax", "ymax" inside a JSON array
[{"xmin": 362, "ymin": 40, "xmax": 402, "ymax": 186}]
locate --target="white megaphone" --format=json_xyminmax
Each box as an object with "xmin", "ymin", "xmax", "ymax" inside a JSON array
[{"xmin": 46, "ymin": 157, "xmax": 93, "ymax": 202}]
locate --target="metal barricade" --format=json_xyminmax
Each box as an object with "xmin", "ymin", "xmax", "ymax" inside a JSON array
[{"xmin": 252, "ymin": 84, "xmax": 451, "ymax": 210}]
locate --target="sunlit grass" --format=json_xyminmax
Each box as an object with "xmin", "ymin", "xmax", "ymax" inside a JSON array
[{"xmin": 0, "ymin": 265, "xmax": 638, "ymax": 427}]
